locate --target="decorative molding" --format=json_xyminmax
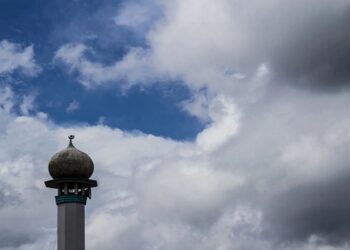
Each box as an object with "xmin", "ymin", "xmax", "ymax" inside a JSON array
[{"xmin": 55, "ymin": 194, "xmax": 87, "ymax": 205}]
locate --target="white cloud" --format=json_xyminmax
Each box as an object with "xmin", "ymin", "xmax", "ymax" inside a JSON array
[
  {"xmin": 0, "ymin": 40, "xmax": 41, "ymax": 76},
  {"xmin": 20, "ymin": 94, "xmax": 36, "ymax": 116},
  {"xmin": 66, "ymin": 100, "xmax": 80, "ymax": 113},
  {"xmin": 0, "ymin": 86, "xmax": 37, "ymax": 116},
  {"xmin": 0, "ymin": 87, "xmax": 15, "ymax": 113},
  {"xmin": 54, "ymin": 43, "xmax": 87, "ymax": 69},
  {"xmin": 114, "ymin": 2, "xmax": 154, "ymax": 28},
  {"xmin": 181, "ymin": 91, "xmax": 210, "ymax": 122},
  {"xmin": 54, "ymin": 43, "xmax": 163, "ymax": 88},
  {"xmin": 195, "ymin": 94, "xmax": 240, "ymax": 152}
]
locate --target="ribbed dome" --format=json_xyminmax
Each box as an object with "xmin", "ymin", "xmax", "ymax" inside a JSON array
[{"xmin": 48, "ymin": 135, "xmax": 94, "ymax": 179}]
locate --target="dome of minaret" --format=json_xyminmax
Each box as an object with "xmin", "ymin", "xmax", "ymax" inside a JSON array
[{"xmin": 48, "ymin": 135, "xmax": 94, "ymax": 179}]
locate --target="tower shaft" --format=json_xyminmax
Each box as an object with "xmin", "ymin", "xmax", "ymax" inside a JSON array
[{"xmin": 58, "ymin": 203, "xmax": 85, "ymax": 250}]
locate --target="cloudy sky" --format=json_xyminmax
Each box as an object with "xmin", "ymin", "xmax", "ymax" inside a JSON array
[{"xmin": 1, "ymin": 0, "xmax": 350, "ymax": 249}]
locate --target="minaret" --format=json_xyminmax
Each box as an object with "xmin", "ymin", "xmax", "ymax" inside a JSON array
[{"xmin": 45, "ymin": 135, "xmax": 97, "ymax": 250}]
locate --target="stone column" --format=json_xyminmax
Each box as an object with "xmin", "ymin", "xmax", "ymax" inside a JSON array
[
  {"xmin": 56, "ymin": 194, "xmax": 87, "ymax": 250},
  {"xmin": 57, "ymin": 202, "xmax": 85, "ymax": 250}
]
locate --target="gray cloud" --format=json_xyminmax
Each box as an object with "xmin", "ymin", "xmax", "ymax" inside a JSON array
[
  {"xmin": 0, "ymin": 230, "xmax": 35, "ymax": 248},
  {"xmin": 263, "ymin": 171, "xmax": 350, "ymax": 245},
  {"xmin": 138, "ymin": 0, "xmax": 350, "ymax": 93},
  {"xmin": 203, "ymin": 83, "xmax": 350, "ymax": 248},
  {"xmin": 267, "ymin": 2, "xmax": 350, "ymax": 90}
]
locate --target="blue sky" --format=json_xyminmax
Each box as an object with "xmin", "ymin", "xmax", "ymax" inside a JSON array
[{"xmin": 0, "ymin": 0, "xmax": 203, "ymax": 140}]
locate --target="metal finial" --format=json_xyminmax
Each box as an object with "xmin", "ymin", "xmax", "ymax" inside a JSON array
[{"xmin": 68, "ymin": 135, "xmax": 75, "ymax": 147}]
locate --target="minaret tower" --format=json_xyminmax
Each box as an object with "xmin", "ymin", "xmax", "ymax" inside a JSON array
[{"xmin": 45, "ymin": 135, "xmax": 98, "ymax": 250}]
